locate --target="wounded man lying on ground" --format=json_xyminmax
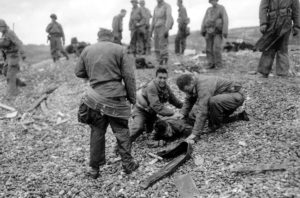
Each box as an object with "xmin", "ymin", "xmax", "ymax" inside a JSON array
[{"xmin": 147, "ymin": 117, "xmax": 193, "ymax": 147}]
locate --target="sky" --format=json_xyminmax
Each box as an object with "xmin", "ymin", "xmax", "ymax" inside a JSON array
[{"xmin": 2, "ymin": 0, "xmax": 261, "ymax": 45}]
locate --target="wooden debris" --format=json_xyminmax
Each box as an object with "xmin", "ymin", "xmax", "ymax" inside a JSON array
[
  {"xmin": 174, "ymin": 174, "xmax": 201, "ymax": 198},
  {"xmin": 231, "ymin": 163, "xmax": 288, "ymax": 174},
  {"xmin": 0, "ymin": 111, "xmax": 18, "ymax": 120},
  {"xmin": 148, "ymin": 153, "xmax": 163, "ymax": 161},
  {"xmin": 26, "ymin": 94, "xmax": 48, "ymax": 112},
  {"xmin": 0, "ymin": 102, "xmax": 16, "ymax": 112}
]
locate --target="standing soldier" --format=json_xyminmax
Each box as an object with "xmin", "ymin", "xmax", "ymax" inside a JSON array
[
  {"xmin": 139, "ymin": 0, "xmax": 152, "ymax": 54},
  {"xmin": 0, "ymin": 19, "xmax": 26, "ymax": 97},
  {"xmin": 255, "ymin": 0, "xmax": 300, "ymax": 78},
  {"xmin": 46, "ymin": 14, "xmax": 69, "ymax": 62},
  {"xmin": 75, "ymin": 28, "xmax": 139, "ymax": 178},
  {"xmin": 129, "ymin": 0, "xmax": 147, "ymax": 56},
  {"xmin": 150, "ymin": 0, "xmax": 173, "ymax": 66},
  {"xmin": 175, "ymin": 0, "xmax": 190, "ymax": 55},
  {"xmin": 201, "ymin": 0, "xmax": 228, "ymax": 69},
  {"xmin": 112, "ymin": 9, "xmax": 127, "ymax": 45}
]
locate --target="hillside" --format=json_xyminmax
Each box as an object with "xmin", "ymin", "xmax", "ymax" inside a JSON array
[{"xmin": 23, "ymin": 44, "xmax": 50, "ymax": 64}]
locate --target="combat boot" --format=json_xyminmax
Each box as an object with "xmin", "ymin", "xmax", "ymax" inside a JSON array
[{"xmin": 86, "ymin": 167, "xmax": 99, "ymax": 179}]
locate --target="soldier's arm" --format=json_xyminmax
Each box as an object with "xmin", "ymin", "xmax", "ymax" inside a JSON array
[
  {"xmin": 200, "ymin": 9, "xmax": 208, "ymax": 34},
  {"xmin": 7, "ymin": 31, "xmax": 25, "ymax": 56},
  {"xmin": 74, "ymin": 49, "xmax": 88, "ymax": 79},
  {"xmin": 165, "ymin": 4, "xmax": 173, "ymax": 30},
  {"xmin": 147, "ymin": 84, "xmax": 174, "ymax": 116},
  {"xmin": 292, "ymin": 0, "xmax": 300, "ymax": 29},
  {"xmin": 168, "ymin": 87, "xmax": 183, "ymax": 109},
  {"xmin": 221, "ymin": 6, "xmax": 229, "ymax": 35},
  {"xmin": 259, "ymin": 0, "xmax": 269, "ymax": 26},
  {"xmin": 180, "ymin": 95, "xmax": 196, "ymax": 117},
  {"xmin": 182, "ymin": 7, "xmax": 188, "ymax": 23},
  {"xmin": 191, "ymin": 91, "xmax": 211, "ymax": 137},
  {"xmin": 58, "ymin": 24, "xmax": 65, "ymax": 42},
  {"xmin": 139, "ymin": 8, "xmax": 147, "ymax": 26},
  {"xmin": 120, "ymin": 49, "xmax": 136, "ymax": 104},
  {"xmin": 46, "ymin": 23, "xmax": 52, "ymax": 33}
]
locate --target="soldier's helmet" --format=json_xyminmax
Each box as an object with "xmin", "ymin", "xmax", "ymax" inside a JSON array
[
  {"xmin": 71, "ymin": 37, "xmax": 78, "ymax": 44},
  {"xmin": 131, "ymin": 0, "xmax": 138, "ymax": 3},
  {"xmin": 50, "ymin": 14, "xmax": 57, "ymax": 19},
  {"xmin": 97, "ymin": 28, "xmax": 113, "ymax": 39},
  {"xmin": 0, "ymin": 19, "xmax": 8, "ymax": 27}
]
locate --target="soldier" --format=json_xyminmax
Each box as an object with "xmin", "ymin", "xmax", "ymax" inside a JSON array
[
  {"xmin": 65, "ymin": 37, "xmax": 88, "ymax": 57},
  {"xmin": 175, "ymin": 0, "xmax": 190, "ymax": 55},
  {"xmin": 0, "ymin": 19, "xmax": 26, "ymax": 97},
  {"xmin": 46, "ymin": 14, "xmax": 69, "ymax": 62},
  {"xmin": 129, "ymin": 0, "xmax": 147, "ymax": 56},
  {"xmin": 75, "ymin": 28, "xmax": 139, "ymax": 178},
  {"xmin": 201, "ymin": 0, "xmax": 228, "ymax": 69},
  {"xmin": 255, "ymin": 0, "xmax": 300, "ymax": 78},
  {"xmin": 175, "ymin": 74, "xmax": 249, "ymax": 143},
  {"xmin": 112, "ymin": 9, "xmax": 127, "ymax": 45},
  {"xmin": 139, "ymin": 0, "xmax": 152, "ymax": 54},
  {"xmin": 150, "ymin": 0, "xmax": 173, "ymax": 65},
  {"xmin": 130, "ymin": 67, "xmax": 183, "ymax": 142}
]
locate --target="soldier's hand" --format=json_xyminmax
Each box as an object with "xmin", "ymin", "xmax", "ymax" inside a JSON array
[
  {"xmin": 260, "ymin": 25, "xmax": 267, "ymax": 34},
  {"xmin": 223, "ymin": 33, "xmax": 228, "ymax": 38},
  {"xmin": 185, "ymin": 134, "xmax": 197, "ymax": 144},
  {"xmin": 201, "ymin": 31, "xmax": 206, "ymax": 37},
  {"xmin": 164, "ymin": 31, "xmax": 169, "ymax": 38},
  {"xmin": 172, "ymin": 112, "xmax": 184, "ymax": 119}
]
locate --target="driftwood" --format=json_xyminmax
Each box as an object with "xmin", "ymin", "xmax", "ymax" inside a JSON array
[
  {"xmin": 0, "ymin": 102, "xmax": 16, "ymax": 112},
  {"xmin": 231, "ymin": 163, "xmax": 288, "ymax": 174},
  {"xmin": 26, "ymin": 86, "xmax": 58, "ymax": 112}
]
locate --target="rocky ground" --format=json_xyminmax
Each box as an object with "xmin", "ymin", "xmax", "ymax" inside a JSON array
[{"xmin": 0, "ymin": 50, "xmax": 300, "ymax": 198}]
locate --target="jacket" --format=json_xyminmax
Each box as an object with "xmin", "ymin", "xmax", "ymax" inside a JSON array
[
  {"xmin": 112, "ymin": 14, "xmax": 124, "ymax": 37},
  {"xmin": 151, "ymin": 1, "xmax": 174, "ymax": 31},
  {"xmin": 0, "ymin": 28, "xmax": 25, "ymax": 56},
  {"xmin": 129, "ymin": 6, "xmax": 147, "ymax": 31},
  {"xmin": 137, "ymin": 80, "xmax": 182, "ymax": 116},
  {"xmin": 75, "ymin": 39, "xmax": 136, "ymax": 105},
  {"xmin": 46, "ymin": 21, "xmax": 65, "ymax": 40},
  {"xmin": 201, "ymin": 4, "xmax": 229, "ymax": 35}
]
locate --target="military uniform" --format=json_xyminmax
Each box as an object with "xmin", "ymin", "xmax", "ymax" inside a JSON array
[
  {"xmin": 0, "ymin": 20, "xmax": 26, "ymax": 96},
  {"xmin": 46, "ymin": 15, "xmax": 69, "ymax": 62},
  {"xmin": 130, "ymin": 80, "xmax": 183, "ymax": 142},
  {"xmin": 175, "ymin": 4, "xmax": 189, "ymax": 54},
  {"xmin": 257, "ymin": 0, "xmax": 300, "ymax": 76},
  {"xmin": 140, "ymin": 5, "xmax": 152, "ymax": 54},
  {"xmin": 129, "ymin": 4, "xmax": 147, "ymax": 56},
  {"xmin": 181, "ymin": 75, "xmax": 246, "ymax": 137},
  {"xmin": 201, "ymin": 3, "xmax": 228, "ymax": 68},
  {"xmin": 75, "ymin": 29, "xmax": 138, "ymax": 174},
  {"xmin": 150, "ymin": 1, "xmax": 173, "ymax": 65},
  {"xmin": 112, "ymin": 14, "xmax": 124, "ymax": 45}
]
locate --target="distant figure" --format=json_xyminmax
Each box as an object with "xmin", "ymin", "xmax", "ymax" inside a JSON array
[
  {"xmin": 201, "ymin": 0, "xmax": 228, "ymax": 69},
  {"xmin": 255, "ymin": 0, "xmax": 300, "ymax": 78},
  {"xmin": 176, "ymin": 74, "xmax": 249, "ymax": 144},
  {"xmin": 75, "ymin": 28, "xmax": 139, "ymax": 178},
  {"xmin": 0, "ymin": 19, "xmax": 26, "ymax": 97},
  {"xmin": 65, "ymin": 37, "xmax": 89, "ymax": 56},
  {"xmin": 139, "ymin": 0, "xmax": 152, "ymax": 54},
  {"xmin": 112, "ymin": 9, "xmax": 127, "ymax": 45},
  {"xmin": 175, "ymin": 0, "xmax": 190, "ymax": 55},
  {"xmin": 150, "ymin": 0, "xmax": 173, "ymax": 65},
  {"xmin": 129, "ymin": 0, "xmax": 147, "ymax": 56},
  {"xmin": 46, "ymin": 14, "xmax": 69, "ymax": 62}
]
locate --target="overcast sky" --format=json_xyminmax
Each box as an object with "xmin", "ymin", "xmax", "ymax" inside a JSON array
[{"xmin": 2, "ymin": 0, "xmax": 261, "ymax": 45}]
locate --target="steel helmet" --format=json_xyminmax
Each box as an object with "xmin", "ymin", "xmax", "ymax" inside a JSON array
[
  {"xmin": 0, "ymin": 19, "xmax": 8, "ymax": 27},
  {"xmin": 50, "ymin": 14, "xmax": 57, "ymax": 19}
]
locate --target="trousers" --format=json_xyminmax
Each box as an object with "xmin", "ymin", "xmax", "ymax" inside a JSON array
[{"xmin": 205, "ymin": 33, "xmax": 223, "ymax": 68}]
